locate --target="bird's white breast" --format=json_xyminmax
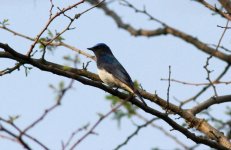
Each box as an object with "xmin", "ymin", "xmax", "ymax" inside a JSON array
[
  {"xmin": 98, "ymin": 69, "xmax": 116, "ymax": 87},
  {"xmin": 98, "ymin": 69, "xmax": 134, "ymax": 93}
]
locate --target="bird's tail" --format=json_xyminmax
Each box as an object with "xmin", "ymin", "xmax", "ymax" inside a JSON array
[{"xmin": 134, "ymin": 89, "xmax": 147, "ymax": 106}]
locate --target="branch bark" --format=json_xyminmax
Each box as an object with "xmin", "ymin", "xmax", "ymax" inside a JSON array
[
  {"xmin": 219, "ymin": 0, "xmax": 231, "ymax": 14},
  {"xmin": 190, "ymin": 95, "xmax": 231, "ymax": 115}
]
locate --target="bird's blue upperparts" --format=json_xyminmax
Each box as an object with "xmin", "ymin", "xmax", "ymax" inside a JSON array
[
  {"xmin": 87, "ymin": 43, "xmax": 134, "ymax": 92},
  {"xmin": 87, "ymin": 43, "xmax": 147, "ymax": 106}
]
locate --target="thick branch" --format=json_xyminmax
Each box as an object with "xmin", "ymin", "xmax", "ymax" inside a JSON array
[
  {"xmin": 190, "ymin": 95, "xmax": 231, "ymax": 114},
  {"xmin": 219, "ymin": 0, "xmax": 231, "ymax": 14},
  {"xmin": 195, "ymin": 0, "xmax": 231, "ymax": 20},
  {"xmin": 0, "ymin": 43, "xmax": 231, "ymax": 149}
]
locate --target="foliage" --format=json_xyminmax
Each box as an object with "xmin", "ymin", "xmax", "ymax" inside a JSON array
[{"xmin": 0, "ymin": 19, "xmax": 10, "ymax": 27}]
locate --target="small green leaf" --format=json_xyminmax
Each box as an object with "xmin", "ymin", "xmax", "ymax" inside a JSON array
[
  {"xmin": 97, "ymin": 113, "xmax": 104, "ymax": 118},
  {"xmin": 8, "ymin": 115, "xmax": 20, "ymax": 123},
  {"xmin": 112, "ymin": 110, "xmax": 126, "ymax": 127},
  {"xmin": 0, "ymin": 19, "xmax": 10, "ymax": 26},
  {"xmin": 133, "ymin": 80, "xmax": 139, "ymax": 88},
  {"xmin": 106, "ymin": 93, "xmax": 138, "ymax": 127},
  {"xmin": 55, "ymin": 35, "xmax": 65, "ymax": 42},
  {"xmin": 105, "ymin": 95, "xmax": 120, "ymax": 105},
  {"xmin": 47, "ymin": 29, "xmax": 54, "ymax": 38},
  {"xmin": 59, "ymin": 81, "xmax": 65, "ymax": 90}
]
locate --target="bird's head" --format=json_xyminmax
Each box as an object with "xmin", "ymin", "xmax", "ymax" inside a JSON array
[{"xmin": 87, "ymin": 43, "xmax": 113, "ymax": 57}]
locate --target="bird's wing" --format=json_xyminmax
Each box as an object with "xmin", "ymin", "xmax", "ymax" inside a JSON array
[
  {"xmin": 99, "ymin": 56, "xmax": 147, "ymax": 106},
  {"xmin": 101, "ymin": 57, "xmax": 135, "ymax": 90}
]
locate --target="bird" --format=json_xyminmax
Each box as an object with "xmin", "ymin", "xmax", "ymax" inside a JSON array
[{"xmin": 87, "ymin": 43, "xmax": 147, "ymax": 106}]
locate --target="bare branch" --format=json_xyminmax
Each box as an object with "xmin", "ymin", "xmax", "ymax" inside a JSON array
[
  {"xmin": 0, "ymin": 125, "xmax": 31, "ymax": 150},
  {"xmin": 59, "ymin": 42, "xmax": 95, "ymax": 60},
  {"xmin": 190, "ymin": 95, "xmax": 231, "ymax": 114},
  {"xmin": 114, "ymin": 118, "xmax": 157, "ymax": 150},
  {"xmin": 86, "ymin": 0, "xmax": 231, "ymax": 64},
  {"xmin": 0, "ymin": 63, "xmax": 22, "ymax": 76},
  {"xmin": 20, "ymin": 80, "xmax": 74, "ymax": 137},
  {"xmin": 0, "ymin": 26, "xmax": 95, "ymax": 60},
  {"xmin": 0, "ymin": 26, "xmax": 35, "ymax": 41},
  {"xmin": 49, "ymin": 0, "xmax": 54, "ymax": 19},
  {"xmin": 26, "ymin": 0, "xmax": 85, "ymax": 56},
  {"xmin": 0, "ymin": 116, "xmax": 49, "ymax": 150},
  {"xmin": 0, "ymin": 79, "xmax": 74, "ymax": 150},
  {"xmin": 0, "ymin": 134, "xmax": 20, "ymax": 144},
  {"xmin": 135, "ymin": 113, "xmax": 190, "ymax": 149},
  {"xmin": 195, "ymin": 0, "xmax": 231, "ymax": 20},
  {"xmin": 62, "ymin": 123, "xmax": 89, "ymax": 150},
  {"xmin": 179, "ymin": 64, "xmax": 230, "ymax": 107},
  {"xmin": 166, "ymin": 65, "xmax": 171, "ymax": 113},
  {"xmin": 69, "ymin": 98, "xmax": 129, "ymax": 150},
  {"xmin": 219, "ymin": 0, "xmax": 231, "ymax": 14},
  {"xmin": 161, "ymin": 78, "xmax": 231, "ymax": 86},
  {"xmin": 203, "ymin": 20, "xmax": 229, "ymax": 96}
]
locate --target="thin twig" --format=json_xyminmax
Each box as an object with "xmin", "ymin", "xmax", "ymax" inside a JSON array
[
  {"xmin": 0, "ymin": 63, "xmax": 22, "ymax": 76},
  {"xmin": 0, "ymin": 25, "xmax": 94, "ymax": 60},
  {"xmin": 161, "ymin": 78, "xmax": 231, "ymax": 86},
  {"xmin": 0, "ymin": 125, "xmax": 31, "ymax": 150},
  {"xmin": 135, "ymin": 113, "xmax": 190, "ymax": 149},
  {"xmin": 179, "ymin": 64, "xmax": 230, "ymax": 107},
  {"xmin": 203, "ymin": 19, "xmax": 229, "ymax": 97},
  {"xmin": 62, "ymin": 123, "xmax": 89, "ymax": 150},
  {"xmin": 20, "ymin": 80, "xmax": 74, "ymax": 138},
  {"xmin": 0, "ymin": 117, "xmax": 49, "ymax": 150},
  {"xmin": 195, "ymin": 0, "xmax": 231, "ymax": 20},
  {"xmin": 49, "ymin": 0, "xmax": 54, "ymax": 19},
  {"xmin": 69, "ymin": 96, "xmax": 132, "ymax": 150},
  {"xmin": 26, "ymin": 0, "xmax": 85, "ymax": 56},
  {"xmin": 114, "ymin": 118, "xmax": 157, "ymax": 150},
  {"xmin": 120, "ymin": 0, "xmax": 166, "ymax": 26},
  {"xmin": 166, "ymin": 65, "xmax": 171, "ymax": 113}
]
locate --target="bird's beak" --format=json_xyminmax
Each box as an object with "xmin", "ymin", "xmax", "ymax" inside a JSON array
[{"xmin": 87, "ymin": 47, "xmax": 93, "ymax": 51}]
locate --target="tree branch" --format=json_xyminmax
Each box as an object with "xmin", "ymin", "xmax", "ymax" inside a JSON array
[
  {"xmin": 190, "ymin": 95, "xmax": 231, "ymax": 115},
  {"xmin": 26, "ymin": 0, "xmax": 85, "ymax": 56},
  {"xmin": 135, "ymin": 113, "xmax": 190, "ymax": 149},
  {"xmin": 219, "ymin": 0, "xmax": 231, "ymax": 14},
  {"xmin": 114, "ymin": 118, "xmax": 157, "ymax": 150},
  {"xmin": 195, "ymin": 0, "xmax": 231, "ymax": 20},
  {"xmin": 69, "ymin": 99, "xmax": 127, "ymax": 150},
  {"xmin": 86, "ymin": 0, "xmax": 231, "ymax": 64},
  {"xmin": 0, "ymin": 43, "xmax": 230, "ymax": 149},
  {"xmin": 0, "ymin": 25, "xmax": 95, "ymax": 60},
  {"xmin": 179, "ymin": 64, "xmax": 230, "ymax": 107}
]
